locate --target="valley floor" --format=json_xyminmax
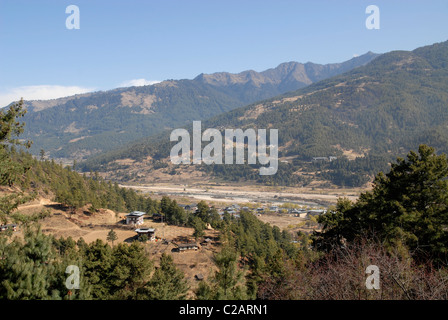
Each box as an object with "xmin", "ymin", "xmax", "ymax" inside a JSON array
[{"xmin": 120, "ymin": 182, "xmax": 364, "ymax": 208}]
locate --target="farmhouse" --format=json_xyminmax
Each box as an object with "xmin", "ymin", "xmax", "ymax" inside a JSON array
[
  {"xmin": 312, "ymin": 157, "xmax": 329, "ymax": 162},
  {"xmin": 177, "ymin": 243, "xmax": 199, "ymax": 252},
  {"xmin": 125, "ymin": 211, "xmax": 146, "ymax": 225},
  {"xmin": 135, "ymin": 228, "xmax": 156, "ymax": 241},
  {"xmin": 0, "ymin": 224, "xmax": 17, "ymax": 232},
  {"xmin": 290, "ymin": 209, "xmax": 308, "ymax": 218},
  {"xmin": 201, "ymin": 238, "xmax": 212, "ymax": 246},
  {"xmin": 307, "ymin": 209, "xmax": 326, "ymax": 217},
  {"xmin": 312, "ymin": 156, "xmax": 338, "ymax": 163},
  {"xmin": 179, "ymin": 204, "xmax": 197, "ymax": 212}
]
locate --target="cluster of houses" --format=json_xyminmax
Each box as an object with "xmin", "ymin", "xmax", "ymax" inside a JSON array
[
  {"xmin": 124, "ymin": 210, "xmax": 208, "ymax": 251},
  {"xmin": 221, "ymin": 204, "xmax": 241, "ymax": 218},
  {"xmin": 177, "ymin": 202, "xmax": 324, "ymax": 219},
  {"xmin": 259, "ymin": 206, "xmax": 326, "ymax": 218},
  {"xmin": 124, "ymin": 211, "xmax": 155, "ymax": 241},
  {"xmin": 123, "ymin": 203, "xmax": 326, "ymax": 243}
]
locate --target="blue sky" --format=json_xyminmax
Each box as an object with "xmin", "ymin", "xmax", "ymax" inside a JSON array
[{"xmin": 0, "ymin": 0, "xmax": 447, "ymax": 106}]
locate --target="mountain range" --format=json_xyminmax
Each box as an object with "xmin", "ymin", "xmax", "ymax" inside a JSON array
[
  {"xmin": 78, "ymin": 40, "xmax": 448, "ymax": 187},
  {"xmin": 17, "ymin": 52, "xmax": 379, "ymax": 160}
]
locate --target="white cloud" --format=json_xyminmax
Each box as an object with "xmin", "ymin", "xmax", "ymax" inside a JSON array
[
  {"xmin": 119, "ymin": 78, "xmax": 161, "ymax": 88},
  {"xmin": 0, "ymin": 85, "xmax": 95, "ymax": 108},
  {"xmin": 353, "ymin": 54, "xmax": 360, "ymax": 58}
]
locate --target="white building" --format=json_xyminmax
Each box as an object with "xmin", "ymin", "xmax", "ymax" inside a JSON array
[{"xmin": 125, "ymin": 211, "xmax": 146, "ymax": 225}]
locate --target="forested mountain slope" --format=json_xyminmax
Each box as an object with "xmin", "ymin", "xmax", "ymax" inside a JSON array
[
  {"xmin": 79, "ymin": 41, "xmax": 448, "ymax": 187},
  {"xmin": 15, "ymin": 53, "xmax": 379, "ymax": 160}
]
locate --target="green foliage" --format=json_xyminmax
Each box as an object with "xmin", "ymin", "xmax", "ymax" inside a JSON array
[
  {"xmin": 81, "ymin": 239, "xmax": 114, "ymax": 299},
  {"xmin": 0, "ymin": 99, "xmax": 34, "ymax": 223},
  {"xmin": 314, "ymin": 145, "xmax": 448, "ymax": 262},
  {"xmin": 12, "ymin": 151, "xmax": 160, "ymax": 214},
  {"xmin": 0, "ymin": 98, "xmax": 31, "ymax": 149},
  {"xmin": 137, "ymin": 253, "xmax": 189, "ymax": 300},
  {"xmin": 0, "ymin": 225, "xmax": 91, "ymax": 300},
  {"xmin": 108, "ymin": 242, "xmax": 153, "ymax": 299},
  {"xmin": 76, "ymin": 239, "xmax": 154, "ymax": 300},
  {"xmin": 230, "ymin": 211, "xmax": 297, "ymax": 263},
  {"xmin": 195, "ymin": 200, "xmax": 211, "ymax": 223},
  {"xmin": 196, "ymin": 245, "xmax": 249, "ymax": 300},
  {"xmin": 106, "ymin": 229, "xmax": 118, "ymax": 246},
  {"xmin": 190, "ymin": 216, "xmax": 206, "ymax": 240},
  {"xmin": 160, "ymin": 196, "xmax": 187, "ymax": 226}
]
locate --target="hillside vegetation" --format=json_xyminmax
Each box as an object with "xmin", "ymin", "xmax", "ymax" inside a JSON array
[
  {"xmin": 80, "ymin": 41, "xmax": 448, "ymax": 187},
  {"xmin": 2, "ymin": 100, "xmax": 448, "ymax": 300},
  {"xmin": 16, "ymin": 53, "xmax": 379, "ymax": 160}
]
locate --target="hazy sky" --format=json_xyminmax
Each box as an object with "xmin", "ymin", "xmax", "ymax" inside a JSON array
[{"xmin": 1, "ymin": 0, "xmax": 447, "ymax": 106}]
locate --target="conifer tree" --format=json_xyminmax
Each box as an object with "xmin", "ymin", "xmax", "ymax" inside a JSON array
[
  {"xmin": 137, "ymin": 253, "xmax": 189, "ymax": 300},
  {"xmin": 106, "ymin": 229, "xmax": 118, "ymax": 246},
  {"xmin": 108, "ymin": 242, "xmax": 153, "ymax": 299},
  {"xmin": 197, "ymin": 245, "xmax": 248, "ymax": 300},
  {"xmin": 0, "ymin": 99, "xmax": 32, "ymax": 222},
  {"xmin": 315, "ymin": 145, "xmax": 448, "ymax": 261}
]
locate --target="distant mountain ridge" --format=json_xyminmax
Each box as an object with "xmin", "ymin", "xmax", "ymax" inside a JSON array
[
  {"xmin": 18, "ymin": 52, "xmax": 380, "ymax": 160},
  {"xmin": 196, "ymin": 52, "xmax": 378, "ymax": 87},
  {"xmin": 193, "ymin": 52, "xmax": 379, "ymax": 102}
]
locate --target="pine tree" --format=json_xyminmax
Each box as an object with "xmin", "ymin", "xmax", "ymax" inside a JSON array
[
  {"xmin": 198, "ymin": 245, "xmax": 248, "ymax": 300},
  {"xmin": 315, "ymin": 145, "xmax": 448, "ymax": 261},
  {"xmin": 137, "ymin": 253, "xmax": 189, "ymax": 300},
  {"xmin": 82, "ymin": 239, "xmax": 114, "ymax": 299},
  {"xmin": 0, "ymin": 225, "xmax": 60, "ymax": 299},
  {"xmin": 39, "ymin": 149, "xmax": 46, "ymax": 161},
  {"xmin": 108, "ymin": 242, "xmax": 153, "ymax": 299},
  {"xmin": 106, "ymin": 229, "xmax": 118, "ymax": 246},
  {"xmin": 196, "ymin": 200, "xmax": 210, "ymax": 223},
  {"xmin": 191, "ymin": 216, "xmax": 205, "ymax": 240},
  {"xmin": 0, "ymin": 99, "xmax": 33, "ymax": 222}
]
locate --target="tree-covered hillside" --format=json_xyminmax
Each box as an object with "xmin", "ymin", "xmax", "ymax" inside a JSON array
[
  {"xmin": 79, "ymin": 40, "xmax": 448, "ymax": 187},
  {"xmin": 16, "ymin": 53, "xmax": 379, "ymax": 160}
]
